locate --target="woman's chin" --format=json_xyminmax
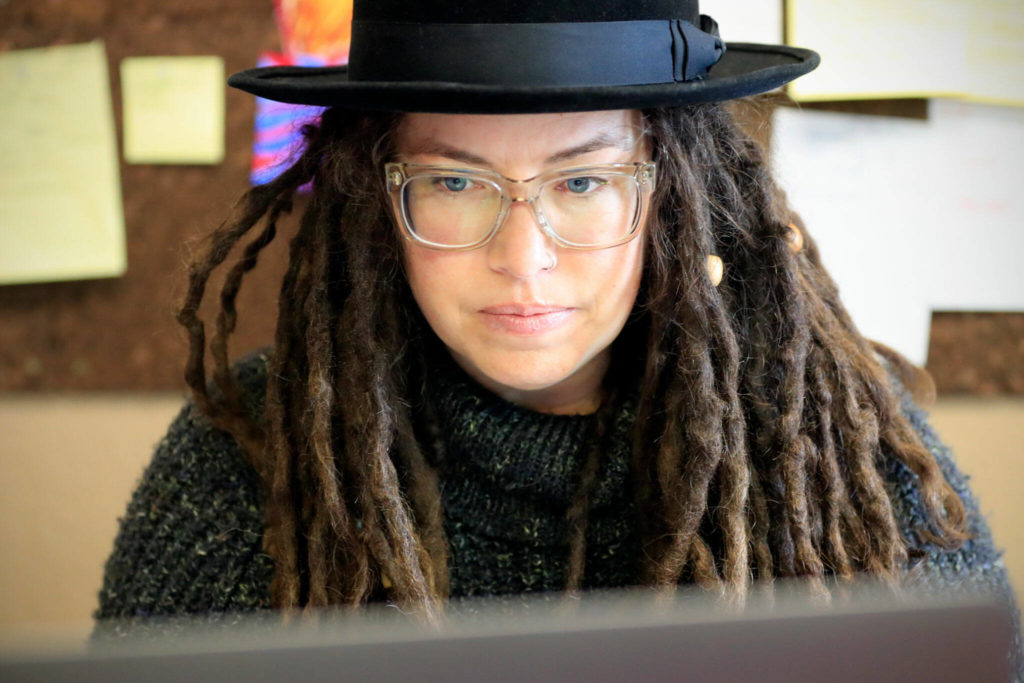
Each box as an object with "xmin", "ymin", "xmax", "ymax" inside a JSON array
[
  {"xmin": 451, "ymin": 346, "xmax": 609, "ymax": 414},
  {"xmin": 473, "ymin": 359, "xmax": 576, "ymax": 396}
]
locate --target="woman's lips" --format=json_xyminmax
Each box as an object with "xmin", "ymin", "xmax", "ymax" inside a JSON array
[{"xmin": 479, "ymin": 304, "xmax": 575, "ymax": 335}]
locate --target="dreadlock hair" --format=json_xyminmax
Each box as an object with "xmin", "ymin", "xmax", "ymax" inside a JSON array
[{"xmin": 177, "ymin": 101, "xmax": 967, "ymax": 619}]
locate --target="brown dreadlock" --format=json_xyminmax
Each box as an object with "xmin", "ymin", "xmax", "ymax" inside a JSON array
[{"xmin": 176, "ymin": 101, "xmax": 967, "ymax": 619}]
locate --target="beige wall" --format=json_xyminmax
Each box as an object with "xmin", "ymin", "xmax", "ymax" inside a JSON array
[
  {"xmin": 0, "ymin": 394, "xmax": 1021, "ymax": 643},
  {"xmin": 0, "ymin": 394, "xmax": 182, "ymax": 641},
  {"xmin": 928, "ymin": 399, "xmax": 1024, "ymax": 598}
]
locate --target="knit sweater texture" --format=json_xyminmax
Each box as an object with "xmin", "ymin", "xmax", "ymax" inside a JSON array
[{"xmin": 94, "ymin": 349, "xmax": 1022, "ymax": 676}]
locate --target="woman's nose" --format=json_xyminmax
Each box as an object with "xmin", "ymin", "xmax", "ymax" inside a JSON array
[{"xmin": 485, "ymin": 201, "xmax": 557, "ymax": 279}]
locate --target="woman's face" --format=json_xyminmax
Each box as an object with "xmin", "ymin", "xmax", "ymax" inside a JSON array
[{"xmin": 394, "ymin": 110, "xmax": 649, "ymax": 415}]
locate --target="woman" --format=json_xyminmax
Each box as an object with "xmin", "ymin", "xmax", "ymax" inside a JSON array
[{"xmin": 97, "ymin": 0, "xmax": 1019, "ymax": 671}]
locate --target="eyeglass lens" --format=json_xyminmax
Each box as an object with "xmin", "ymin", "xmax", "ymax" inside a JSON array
[{"xmin": 402, "ymin": 172, "xmax": 640, "ymax": 248}]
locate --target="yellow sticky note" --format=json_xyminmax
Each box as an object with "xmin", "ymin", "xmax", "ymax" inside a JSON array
[
  {"xmin": 0, "ymin": 41, "xmax": 127, "ymax": 285},
  {"xmin": 121, "ymin": 56, "xmax": 225, "ymax": 164}
]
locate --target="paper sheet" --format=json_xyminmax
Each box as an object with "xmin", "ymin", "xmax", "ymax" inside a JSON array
[
  {"xmin": 0, "ymin": 41, "xmax": 126, "ymax": 285},
  {"xmin": 708, "ymin": 0, "xmax": 783, "ymax": 45},
  {"xmin": 772, "ymin": 101, "xmax": 1024, "ymax": 365},
  {"xmin": 786, "ymin": 0, "xmax": 1024, "ymax": 106},
  {"xmin": 120, "ymin": 56, "xmax": 225, "ymax": 164}
]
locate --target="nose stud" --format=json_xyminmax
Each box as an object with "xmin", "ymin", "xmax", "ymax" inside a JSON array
[{"xmin": 543, "ymin": 252, "xmax": 557, "ymax": 271}]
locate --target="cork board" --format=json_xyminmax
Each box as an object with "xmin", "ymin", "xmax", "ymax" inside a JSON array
[
  {"xmin": 0, "ymin": 1, "xmax": 1020, "ymax": 394},
  {"xmin": 0, "ymin": 0, "xmax": 288, "ymax": 391}
]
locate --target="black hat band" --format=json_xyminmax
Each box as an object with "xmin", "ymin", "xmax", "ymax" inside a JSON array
[{"xmin": 347, "ymin": 19, "xmax": 727, "ymax": 88}]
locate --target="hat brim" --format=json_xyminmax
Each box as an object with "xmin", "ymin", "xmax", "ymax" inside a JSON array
[{"xmin": 228, "ymin": 43, "xmax": 819, "ymax": 114}]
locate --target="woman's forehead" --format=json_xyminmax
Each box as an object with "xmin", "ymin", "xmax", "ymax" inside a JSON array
[{"xmin": 394, "ymin": 110, "xmax": 645, "ymax": 168}]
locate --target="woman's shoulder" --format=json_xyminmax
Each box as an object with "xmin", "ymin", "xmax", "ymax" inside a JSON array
[
  {"xmin": 885, "ymin": 379, "xmax": 1024, "ymax": 679},
  {"xmin": 879, "ymin": 363, "xmax": 1009, "ymax": 594},
  {"xmin": 217, "ymin": 347, "xmax": 273, "ymax": 424},
  {"xmin": 94, "ymin": 349, "xmax": 274, "ymax": 634}
]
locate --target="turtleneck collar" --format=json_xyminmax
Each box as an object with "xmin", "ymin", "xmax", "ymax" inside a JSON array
[
  {"xmin": 430, "ymin": 350, "xmax": 596, "ymax": 502},
  {"xmin": 419, "ymin": 342, "xmax": 636, "ymax": 544}
]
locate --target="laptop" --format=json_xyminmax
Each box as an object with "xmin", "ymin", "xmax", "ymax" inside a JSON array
[{"xmin": 1, "ymin": 587, "xmax": 1016, "ymax": 682}]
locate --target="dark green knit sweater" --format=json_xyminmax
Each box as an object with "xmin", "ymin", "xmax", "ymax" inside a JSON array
[{"xmin": 94, "ymin": 349, "xmax": 1022, "ymax": 676}]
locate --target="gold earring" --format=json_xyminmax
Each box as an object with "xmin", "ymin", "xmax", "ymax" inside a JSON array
[
  {"xmin": 706, "ymin": 254, "xmax": 723, "ymax": 287},
  {"xmin": 786, "ymin": 222, "xmax": 804, "ymax": 253}
]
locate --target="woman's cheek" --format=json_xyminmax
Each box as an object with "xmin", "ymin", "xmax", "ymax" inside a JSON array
[{"xmin": 404, "ymin": 248, "xmax": 472, "ymax": 339}]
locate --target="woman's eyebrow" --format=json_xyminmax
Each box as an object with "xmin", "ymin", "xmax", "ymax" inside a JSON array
[
  {"xmin": 405, "ymin": 143, "xmax": 490, "ymax": 167},
  {"xmin": 402, "ymin": 131, "xmax": 637, "ymax": 167},
  {"xmin": 544, "ymin": 132, "xmax": 636, "ymax": 164}
]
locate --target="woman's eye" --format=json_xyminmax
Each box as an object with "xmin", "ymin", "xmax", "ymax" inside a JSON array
[
  {"xmin": 564, "ymin": 177, "xmax": 605, "ymax": 194},
  {"xmin": 440, "ymin": 176, "xmax": 470, "ymax": 192}
]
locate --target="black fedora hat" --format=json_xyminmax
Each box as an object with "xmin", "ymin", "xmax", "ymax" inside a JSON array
[{"xmin": 228, "ymin": 0, "xmax": 819, "ymax": 114}]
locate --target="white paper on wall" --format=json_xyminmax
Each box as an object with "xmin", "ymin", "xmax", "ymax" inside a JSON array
[
  {"xmin": 786, "ymin": 0, "xmax": 1024, "ymax": 106},
  {"xmin": 707, "ymin": 0, "xmax": 783, "ymax": 45},
  {"xmin": 772, "ymin": 100, "xmax": 1024, "ymax": 365},
  {"xmin": 0, "ymin": 41, "xmax": 126, "ymax": 285}
]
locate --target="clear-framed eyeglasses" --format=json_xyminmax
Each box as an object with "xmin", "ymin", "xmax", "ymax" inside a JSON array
[{"xmin": 385, "ymin": 161, "xmax": 656, "ymax": 251}]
